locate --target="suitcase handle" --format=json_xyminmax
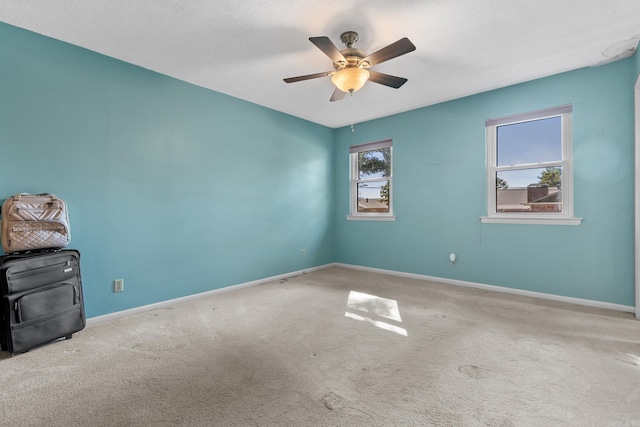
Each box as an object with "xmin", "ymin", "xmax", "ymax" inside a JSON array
[
  {"xmin": 13, "ymin": 193, "xmax": 57, "ymax": 201},
  {"xmin": 2, "ymin": 193, "xmax": 59, "ymax": 217}
]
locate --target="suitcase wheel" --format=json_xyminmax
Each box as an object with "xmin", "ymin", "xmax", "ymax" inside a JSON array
[{"xmin": 65, "ymin": 335, "xmax": 73, "ymax": 340}]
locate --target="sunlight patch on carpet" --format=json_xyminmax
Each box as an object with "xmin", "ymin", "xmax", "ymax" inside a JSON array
[{"xmin": 345, "ymin": 291, "xmax": 407, "ymax": 337}]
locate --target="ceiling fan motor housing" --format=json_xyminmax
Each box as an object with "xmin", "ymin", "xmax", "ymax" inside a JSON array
[{"xmin": 333, "ymin": 48, "xmax": 368, "ymax": 71}]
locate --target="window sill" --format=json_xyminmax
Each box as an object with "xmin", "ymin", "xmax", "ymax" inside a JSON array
[
  {"xmin": 346, "ymin": 215, "xmax": 397, "ymax": 222},
  {"xmin": 480, "ymin": 216, "xmax": 582, "ymax": 225}
]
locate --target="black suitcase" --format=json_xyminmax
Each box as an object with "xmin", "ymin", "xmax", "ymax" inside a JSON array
[{"xmin": 0, "ymin": 249, "xmax": 85, "ymax": 354}]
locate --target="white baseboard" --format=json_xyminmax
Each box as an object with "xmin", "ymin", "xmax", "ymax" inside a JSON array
[
  {"xmin": 87, "ymin": 263, "xmax": 336, "ymax": 326},
  {"xmin": 88, "ymin": 261, "xmax": 635, "ymax": 326},
  {"xmin": 335, "ymin": 263, "xmax": 636, "ymax": 314}
]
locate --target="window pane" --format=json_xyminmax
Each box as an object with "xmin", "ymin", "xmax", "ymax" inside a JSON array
[
  {"xmin": 358, "ymin": 147, "xmax": 391, "ymax": 179},
  {"xmin": 496, "ymin": 167, "xmax": 562, "ymax": 213},
  {"xmin": 357, "ymin": 181, "xmax": 390, "ymax": 213},
  {"xmin": 497, "ymin": 117, "xmax": 561, "ymax": 167}
]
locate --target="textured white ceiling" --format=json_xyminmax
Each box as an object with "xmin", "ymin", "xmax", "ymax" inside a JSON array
[{"xmin": 1, "ymin": 0, "xmax": 639, "ymax": 128}]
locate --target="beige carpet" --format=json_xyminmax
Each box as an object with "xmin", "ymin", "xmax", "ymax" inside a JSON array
[{"xmin": 1, "ymin": 266, "xmax": 639, "ymax": 426}]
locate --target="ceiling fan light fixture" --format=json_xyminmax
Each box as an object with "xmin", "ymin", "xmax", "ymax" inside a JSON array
[{"xmin": 331, "ymin": 68, "xmax": 370, "ymax": 93}]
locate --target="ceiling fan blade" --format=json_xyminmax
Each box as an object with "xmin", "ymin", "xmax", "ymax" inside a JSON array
[
  {"xmin": 309, "ymin": 36, "xmax": 347, "ymax": 63},
  {"xmin": 362, "ymin": 37, "xmax": 416, "ymax": 66},
  {"xmin": 284, "ymin": 71, "xmax": 332, "ymax": 83},
  {"xmin": 330, "ymin": 88, "xmax": 346, "ymax": 102},
  {"xmin": 368, "ymin": 70, "xmax": 408, "ymax": 89}
]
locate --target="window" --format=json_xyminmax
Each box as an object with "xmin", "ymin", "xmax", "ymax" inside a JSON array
[
  {"xmin": 347, "ymin": 139, "xmax": 395, "ymax": 221},
  {"xmin": 482, "ymin": 105, "xmax": 581, "ymax": 225}
]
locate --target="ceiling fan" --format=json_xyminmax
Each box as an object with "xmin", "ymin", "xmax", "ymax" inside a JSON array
[{"xmin": 284, "ymin": 31, "xmax": 416, "ymax": 102}]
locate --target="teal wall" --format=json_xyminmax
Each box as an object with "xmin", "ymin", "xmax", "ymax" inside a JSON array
[
  {"xmin": 334, "ymin": 58, "xmax": 637, "ymax": 306},
  {"xmin": 0, "ymin": 23, "xmax": 335, "ymax": 317},
  {"xmin": 1, "ymin": 21, "xmax": 637, "ymax": 315}
]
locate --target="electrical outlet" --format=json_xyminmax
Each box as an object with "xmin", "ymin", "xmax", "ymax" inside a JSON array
[
  {"xmin": 301, "ymin": 249, "xmax": 306, "ymax": 257},
  {"xmin": 114, "ymin": 279, "xmax": 124, "ymax": 293}
]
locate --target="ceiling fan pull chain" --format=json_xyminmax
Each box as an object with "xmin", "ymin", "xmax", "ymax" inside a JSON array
[{"xmin": 350, "ymin": 92, "xmax": 356, "ymax": 133}]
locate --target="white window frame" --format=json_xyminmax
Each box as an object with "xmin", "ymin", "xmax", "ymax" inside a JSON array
[
  {"xmin": 347, "ymin": 139, "xmax": 396, "ymax": 221},
  {"xmin": 481, "ymin": 105, "xmax": 581, "ymax": 225}
]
